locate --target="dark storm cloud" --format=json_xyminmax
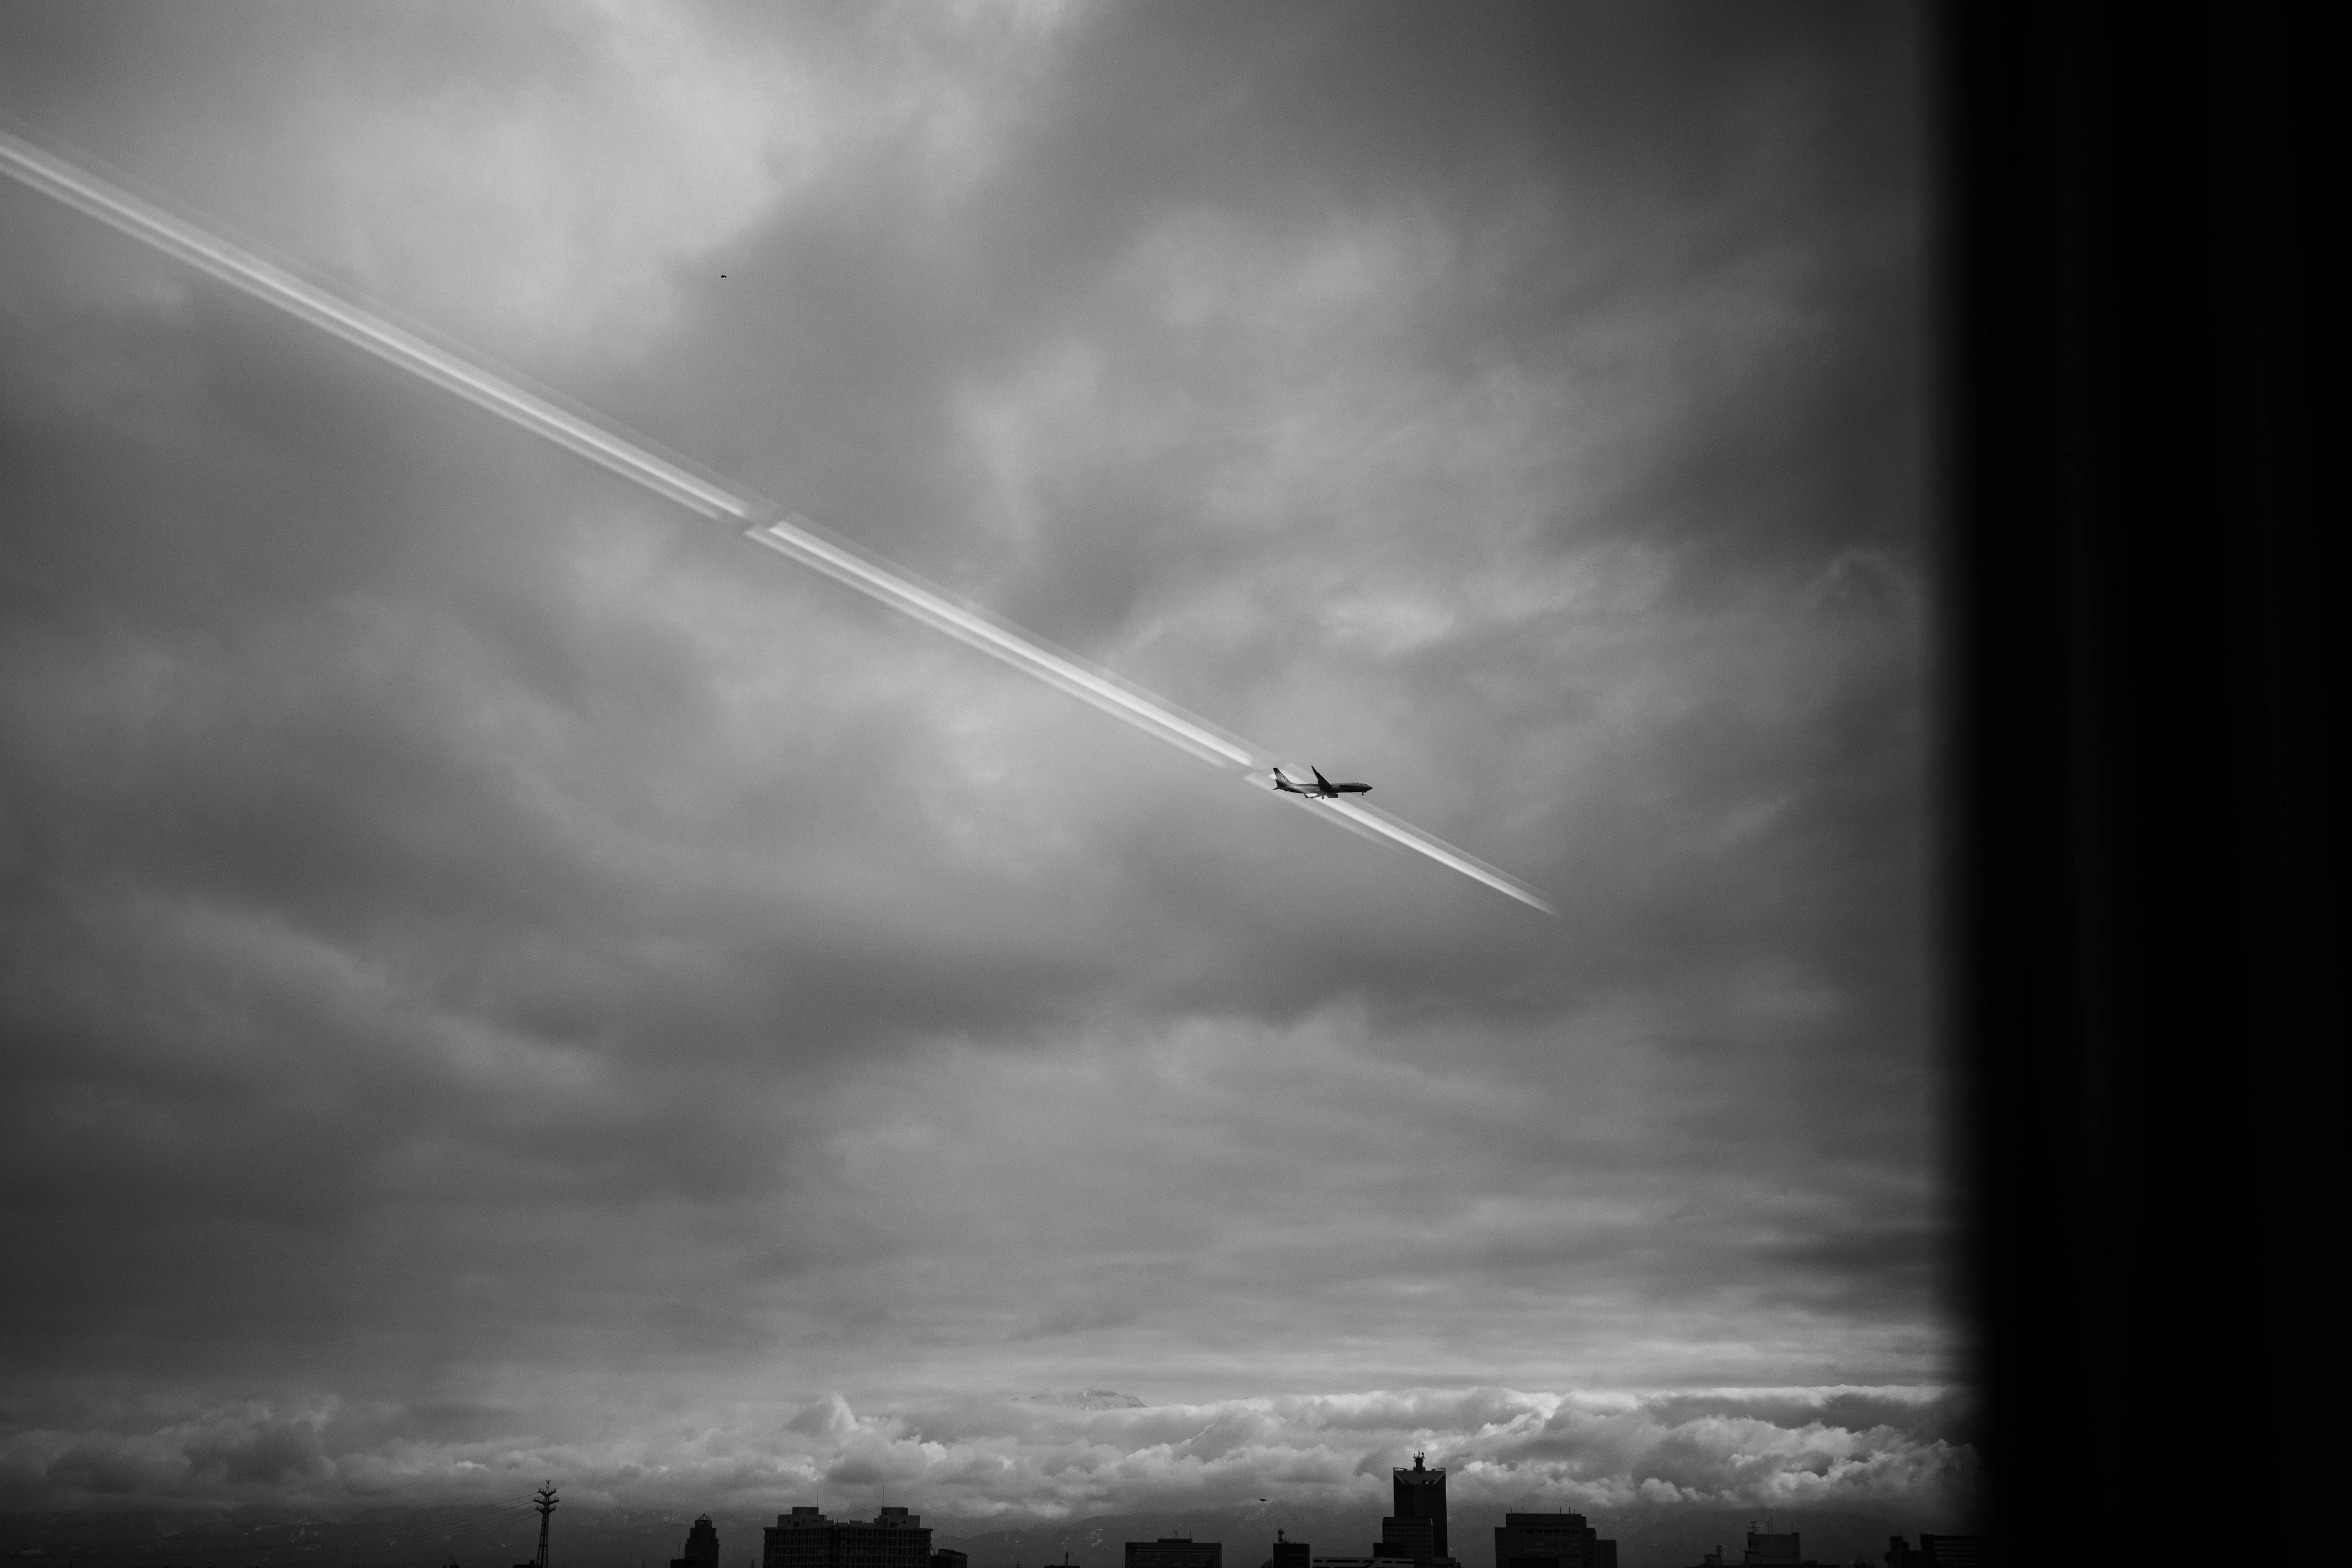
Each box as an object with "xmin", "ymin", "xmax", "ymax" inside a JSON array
[{"xmin": 1, "ymin": 0, "xmax": 1941, "ymax": 1526}]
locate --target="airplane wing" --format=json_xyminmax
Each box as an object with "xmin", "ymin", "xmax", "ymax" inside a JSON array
[{"xmin": 0, "ymin": 119, "xmax": 1559, "ymax": 919}]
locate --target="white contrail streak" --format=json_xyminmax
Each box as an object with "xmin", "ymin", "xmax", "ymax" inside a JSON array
[
  {"xmin": 1, "ymin": 121, "xmax": 1559, "ymax": 918},
  {"xmin": 0, "ymin": 122, "xmax": 747, "ymax": 522},
  {"xmin": 1324, "ymin": 799, "xmax": 1559, "ymax": 916},
  {"xmin": 745, "ymin": 518, "xmax": 1254, "ymax": 771}
]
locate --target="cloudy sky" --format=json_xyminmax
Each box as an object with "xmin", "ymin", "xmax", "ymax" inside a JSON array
[{"xmin": 0, "ymin": 0, "xmax": 1952, "ymax": 1533}]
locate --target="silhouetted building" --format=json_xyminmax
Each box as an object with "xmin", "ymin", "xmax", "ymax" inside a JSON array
[
  {"xmin": 1884, "ymin": 1539, "xmax": 1994, "ymax": 1568},
  {"xmin": 764, "ymin": 1508, "xmax": 932, "ymax": 1568},
  {"xmin": 1375, "ymin": 1521, "xmax": 1436, "ymax": 1568},
  {"xmin": 1494, "ymin": 1513, "xmax": 1615, "ymax": 1568},
  {"xmin": 1126, "ymin": 1540, "xmax": 1221, "ymax": 1568},
  {"xmin": 674, "ymin": 1517, "xmax": 722, "ymax": 1568},
  {"xmin": 1691, "ymin": 1530, "xmax": 1830, "ymax": 1567},
  {"xmin": 1385, "ymin": 1455, "xmax": 1448, "ymax": 1567},
  {"xmin": 932, "ymin": 1551, "xmax": 968, "ymax": 1568},
  {"xmin": 1264, "ymin": 1532, "xmax": 1310, "ymax": 1568}
]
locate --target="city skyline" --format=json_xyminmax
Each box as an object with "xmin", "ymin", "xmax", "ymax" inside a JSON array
[{"xmin": 0, "ymin": 0, "xmax": 1952, "ymax": 1537}]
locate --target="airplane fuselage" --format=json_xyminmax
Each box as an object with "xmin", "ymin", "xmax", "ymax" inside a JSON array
[{"xmin": 1272, "ymin": 767, "xmax": 1371, "ymax": 799}]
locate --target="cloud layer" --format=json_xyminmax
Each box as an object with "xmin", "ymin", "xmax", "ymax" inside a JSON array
[{"xmin": 3, "ymin": 1385, "xmax": 1975, "ymax": 1525}]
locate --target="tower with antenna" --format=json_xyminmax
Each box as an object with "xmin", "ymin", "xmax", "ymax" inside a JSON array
[
  {"xmin": 531, "ymin": 1485, "xmax": 560, "ymax": 1568},
  {"xmin": 1379, "ymin": 1453, "xmax": 1448, "ymax": 1568}
]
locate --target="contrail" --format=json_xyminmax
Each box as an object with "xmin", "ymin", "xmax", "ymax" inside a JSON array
[{"xmin": 1, "ymin": 121, "xmax": 1558, "ymax": 917}]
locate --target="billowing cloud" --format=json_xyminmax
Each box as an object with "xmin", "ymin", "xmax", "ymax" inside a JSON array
[{"xmin": 2, "ymin": 1385, "xmax": 1972, "ymax": 1523}]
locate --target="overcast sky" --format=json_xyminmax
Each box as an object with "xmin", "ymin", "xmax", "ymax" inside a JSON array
[{"xmin": 0, "ymin": 0, "xmax": 1952, "ymax": 1532}]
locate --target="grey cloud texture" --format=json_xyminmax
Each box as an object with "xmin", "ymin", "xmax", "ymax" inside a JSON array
[
  {"xmin": 5, "ymin": 1386, "xmax": 1973, "ymax": 1523},
  {"xmin": 0, "ymin": 0, "xmax": 1943, "ymax": 1530}
]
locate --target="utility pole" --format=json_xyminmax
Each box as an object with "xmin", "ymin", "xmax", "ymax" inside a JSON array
[{"xmin": 533, "ymin": 1486, "xmax": 560, "ymax": 1568}]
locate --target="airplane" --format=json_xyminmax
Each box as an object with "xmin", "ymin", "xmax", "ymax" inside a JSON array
[{"xmin": 1270, "ymin": 764, "xmax": 1371, "ymax": 799}]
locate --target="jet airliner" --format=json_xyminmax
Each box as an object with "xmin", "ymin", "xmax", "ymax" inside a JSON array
[{"xmin": 1271, "ymin": 765, "xmax": 1371, "ymax": 799}]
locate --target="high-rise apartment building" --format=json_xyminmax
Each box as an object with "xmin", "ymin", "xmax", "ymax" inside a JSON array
[
  {"xmin": 673, "ymin": 1517, "xmax": 722, "ymax": 1568},
  {"xmin": 763, "ymin": 1507, "xmax": 933, "ymax": 1568},
  {"xmin": 1493, "ymin": 1513, "xmax": 1616, "ymax": 1568},
  {"xmin": 1126, "ymin": 1539, "xmax": 1221, "ymax": 1568}
]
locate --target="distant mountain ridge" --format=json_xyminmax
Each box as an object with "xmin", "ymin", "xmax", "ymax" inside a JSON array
[{"xmin": 1014, "ymin": 1391, "xmax": 1148, "ymax": 1411}]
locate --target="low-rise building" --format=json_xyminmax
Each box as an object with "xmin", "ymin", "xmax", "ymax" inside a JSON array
[
  {"xmin": 1691, "ymin": 1529, "xmax": 1830, "ymax": 1567},
  {"xmin": 1310, "ymin": 1554, "xmax": 1416, "ymax": 1568},
  {"xmin": 1262, "ymin": 1530, "xmax": 1310, "ymax": 1568},
  {"xmin": 1494, "ymin": 1512, "xmax": 1615, "ymax": 1568},
  {"xmin": 1126, "ymin": 1538, "xmax": 1221, "ymax": 1568},
  {"xmin": 1883, "ymin": 1537, "xmax": 1994, "ymax": 1567},
  {"xmin": 764, "ymin": 1507, "xmax": 933, "ymax": 1568}
]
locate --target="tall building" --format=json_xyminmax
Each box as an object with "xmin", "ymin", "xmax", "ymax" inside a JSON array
[
  {"xmin": 1264, "ymin": 1531, "xmax": 1310, "ymax": 1568},
  {"xmin": 763, "ymin": 1507, "xmax": 933, "ymax": 1568},
  {"xmin": 673, "ymin": 1517, "xmax": 721, "ymax": 1568},
  {"xmin": 1126, "ymin": 1539, "xmax": 1222, "ymax": 1568},
  {"xmin": 1494, "ymin": 1513, "xmax": 1615, "ymax": 1568},
  {"xmin": 1387, "ymin": 1456, "xmax": 1448, "ymax": 1566}
]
